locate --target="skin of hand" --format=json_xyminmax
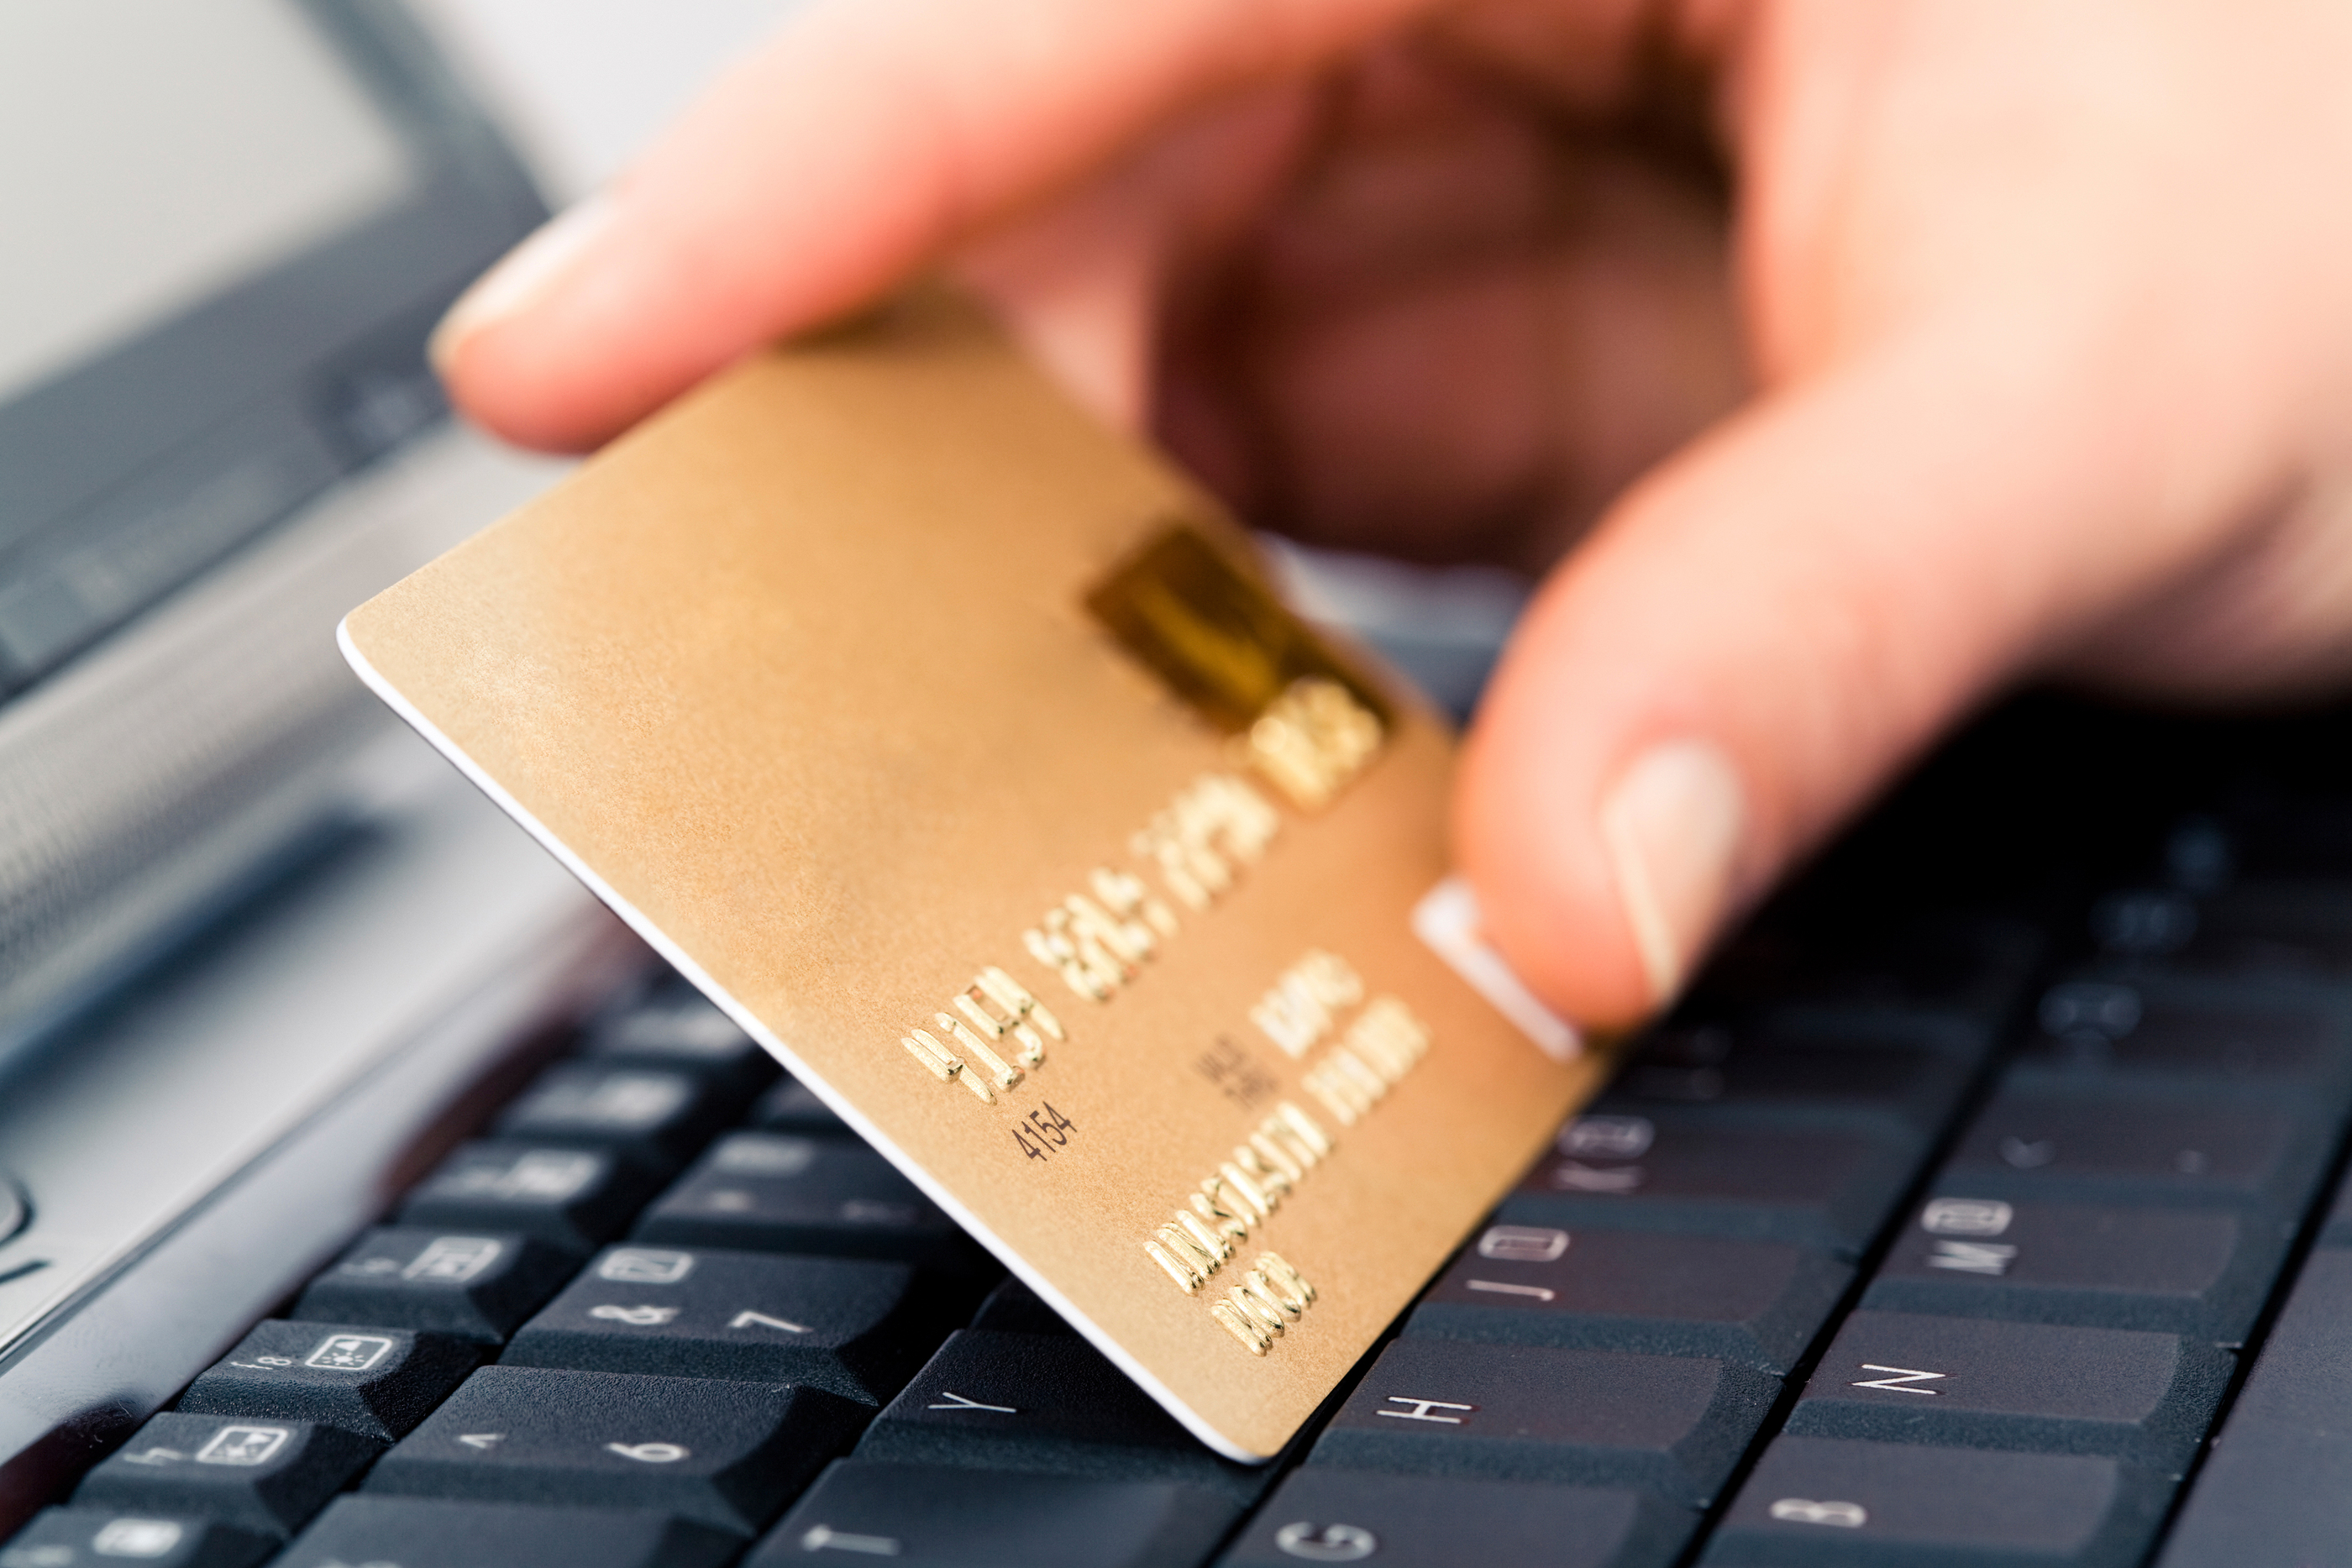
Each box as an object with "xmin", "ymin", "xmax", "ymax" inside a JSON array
[{"xmin": 432, "ymin": 0, "xmax": 2352, "ymax": 1030}]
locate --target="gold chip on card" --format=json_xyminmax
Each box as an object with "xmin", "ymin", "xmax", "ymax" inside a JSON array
[{"xmin": 340, "ymin": 289, "xmax": 1602, "ymax": 1460}]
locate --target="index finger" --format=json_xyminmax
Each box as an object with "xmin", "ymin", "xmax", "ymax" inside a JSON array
[{"xmin": 433, "ymin": 0, "xmax": 1427, "ymax": 449}]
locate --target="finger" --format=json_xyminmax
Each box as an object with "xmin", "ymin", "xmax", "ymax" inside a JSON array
[
  {"xmin": 1166, "ymin": 135, "xmax": 1742, "ymax": 573},
  {"xmin": 433, "ymin": 0, "xmax": 1429, "ymax": 449},
  {"xmin": 1456, "ymin": 308, "xmax": 2275, "ymax": 1026},
  {"xmin": 951, "ymin": 81, "xmax": 1324, "ymax": 433},
  {"xmin": 949, "ymin": 177, "xmax": 1167, "ymax": 436}
]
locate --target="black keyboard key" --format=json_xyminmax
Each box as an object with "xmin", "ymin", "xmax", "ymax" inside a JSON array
[
  {"xmin": 1595, "ymin": 1027, "xmax": 1967, "ymax": 1141},
  {"xmin": 495, "ymin": 1064, "xmax": 727, "ymax": 1177},
  {"xmin": 367, "ymin": 1365, "xmax": 862, "ymax": 1534},
  {"xmin": 635, "ymin": 1133, "xmax": 978, "ymax": 1270},
  {"xmin": 2094, "ymin": 881, "xmax": 2352, "ymax": 980},
  {"xmin": 2010, "ymin": 978, "xmax": 2352, "ymax": 1097},
  {"xmin": 0, "ymin": 1510, "xmax": 272, "ymax": 1568},
  {"xmin": 2154, "ymin": 1249, "xmax": 2352, "ymax": 1565},
  {"xmin": 1307, "ymin": 1338, "xmax": 1775, "ymax": 1505},
  {"xmin": 1220, "ymin": 1469, "xmax": 1693, "ymax": 1568},
  {"xmin": 1866, "ymin": 1196, "xmax": 2286, "ymax": 1340},
  {"xmin": 279, "ymin": 1496, "xmax": 739, "ymax": 1568},
  {"xmin": 399, "ymin": 1141, "xmax": 658, "ymax": 1255},
  {"xmin": 72, "ymin": 1416, "xmax": 377, "ymax": 1539},
  {"xmin": 1703, "ymin": 1436, "xmax": 2171, "ymax": 1565},
  {"xmin": 293, "ymin": 1228, "xmax": 575, "ymax": 1343},
  {"xmin": 969, "ymin": 1277, "xmax": 1074, "ymax": 1335},
  {"xmin": 1944, "ymin": 1088, "xmax": 2326, "ymax": 1212},
  {"xmin": 856, "ymin": 1330, "xmax": 1253, "ymax": 1497},
  {"xmin": 747, "ymin": 1078, "xmax": 851, "ymax": 1137},
  {"xmin": 1500, "ymin": 1114, "xmax": 1916, "ymax": 1256},
  {"xmin": 1782, "ymin": 1310, "xmax": 2229, "ymax": 1466},
  {"xmin": 2089, "ymin": 888, "xmax": 2202, "ymax": 962},
  {"xmin": 2178, "ymin": 803, "xmax": 2352, "ymax": 883},
  {"xmin": 582, "ymin": 989, "xmax": 780, "ymax": 1106},
  {"xmin": 504, "ymin": 1245, "xmax": 946, "ymax": 1403},
  {"xmin": 1691, "ymin": 913, "xmax": 2045, "ymax": 1051},
  {"xmin": 753, "ymin": 1461, "xmax": 1236, "ymax": 1567},
  {"xmin": 1410, "ymin": 1225, "xmax": 1851, "ymax": 1373},
  {"xmin": 176, "ymin": 1321, "xmax": 481, "ymax": 1442}
]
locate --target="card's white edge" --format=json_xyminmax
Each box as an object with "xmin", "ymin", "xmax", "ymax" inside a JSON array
[
  {"xmin": 338, "ymin": 616, "xmax": 1274, "ymax": 1463},
  {"xmin": 1410, "ymin": 877, "xmax": 1583, "ymax": 1063}
]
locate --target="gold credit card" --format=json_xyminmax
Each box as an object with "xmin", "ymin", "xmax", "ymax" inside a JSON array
[{"xmin": 340, "ymin": 291, "xmax": 1603, "ymax": 1460}]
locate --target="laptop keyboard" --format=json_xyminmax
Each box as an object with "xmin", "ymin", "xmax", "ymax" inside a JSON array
[{"xmin": 13, "ymin": 794, "xmax": 2352, "ymax": 1567}]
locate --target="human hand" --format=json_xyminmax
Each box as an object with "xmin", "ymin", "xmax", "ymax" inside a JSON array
[{"xmin": 432, "ymin": 0, "xmax": 2352, "ymax": 1028}]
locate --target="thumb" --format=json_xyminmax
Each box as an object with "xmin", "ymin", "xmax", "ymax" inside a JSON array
[{"xmin": 1457, "ymin": 314, "xmax": 2253, "ymax": 1026}]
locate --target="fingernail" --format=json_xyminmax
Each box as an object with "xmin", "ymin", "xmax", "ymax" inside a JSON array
[
  {"xmin": 1599, "ymin": 739, "xmax": 1746, "ymax": 1005},
  {"xmin": 428, "ymin": 192, "xmax": 615, "ymax": 374}
]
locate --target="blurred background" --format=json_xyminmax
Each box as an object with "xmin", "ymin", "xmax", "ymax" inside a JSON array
[
  {"xmin": 407, "ymin": 1, "xmax": 800, "ymax": 203},
  {"xmin": 0, "ymin": 1, "xmax": 808, "ymax": 1066}
]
